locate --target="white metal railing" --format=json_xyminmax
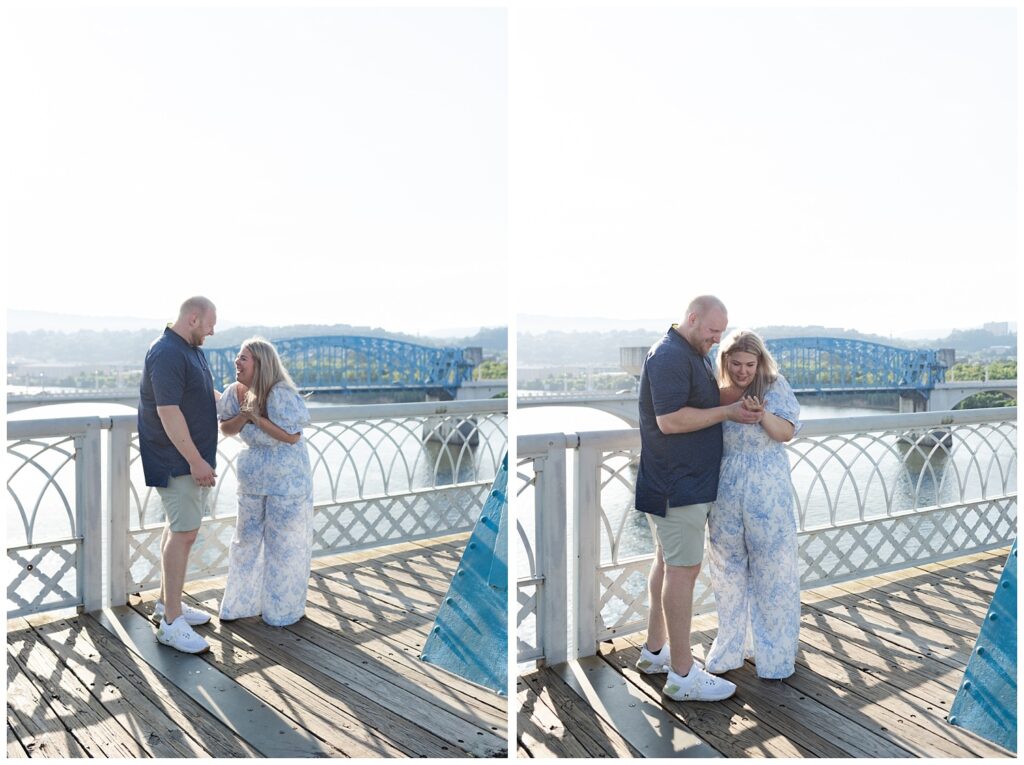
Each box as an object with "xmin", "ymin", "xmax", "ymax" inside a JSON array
[
  {"xmin": 516, "ymin": 407, "xmax": 1017, "ymax": 665},
  {"xmin": 8, "ymin": 399, "xmax": 507, "ymax": 617}
]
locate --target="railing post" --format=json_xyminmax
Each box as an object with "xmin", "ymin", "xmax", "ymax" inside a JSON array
[
  {"xmin": 77, "ymin": 419, "xmax": 104, "ymax": 613},
  {"xmin": 536, "ymin": 440, "xmax": 568, "ymax": 666},
  {"xmin": 108, "ymin": 417, "xmax": 133, "ymax": 607},
  {"xmin": 573, "ymin": 436, "xmax": 601, "ymax": 659}
]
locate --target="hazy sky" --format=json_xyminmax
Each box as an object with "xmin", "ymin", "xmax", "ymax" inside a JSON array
[
  {"xmin": 509, "ymin": 6, "xmax": 1017, "ymax": 338},
  {"xmin": 2, "ymin": 7, "xmax": 506, "ymax": 334}
]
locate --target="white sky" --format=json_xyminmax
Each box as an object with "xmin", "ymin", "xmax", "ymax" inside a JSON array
[
  {"xmin": 2, "ymin": 6, "xmax": 506, "ymax": 334},
  {"xmin": 2, "ymin": 3, "xmax": 1019, "ymax": 340},
  {"xmin": 509, "ymin": 5, "xmax": 1018, "ymax": 338}
]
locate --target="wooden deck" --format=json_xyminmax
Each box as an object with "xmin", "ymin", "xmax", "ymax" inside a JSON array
[
  {"xmin": 518, "ymin": 547, "xmax": 1013, "ymax": 758},
  {"xmin": 7, "ymin": 533, "xmax": 508, "ymax": 758}
]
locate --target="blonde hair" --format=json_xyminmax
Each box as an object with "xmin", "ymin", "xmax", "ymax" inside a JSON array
[
  {"xmin": 238, "ymin": 337, "xmax": 298, "ymax": 417},
  {"xmin": 717, "ymin": 329, "xmax": 778, "ymax": 400}
]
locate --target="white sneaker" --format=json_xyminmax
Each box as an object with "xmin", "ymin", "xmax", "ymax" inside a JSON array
[
  {"xmin": 636, "ymin": 642, "xmax": 671, "ymax": 674},
  {"xmin": 156, "ymin": 616, "xmax": 210, "ymax": 654},
  {"xmin": 636, "ymin": 643, "xmax": 704, "ymax": 675},
  {"xmin": 663, "ymin": 662, "xmax": 736, "ymax": 702},
  {"xmin": 152, "ymin": 600, "xmax": 211, "ymax": 626}
]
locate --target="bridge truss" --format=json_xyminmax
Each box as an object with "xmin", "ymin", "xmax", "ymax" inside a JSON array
[
  {"xmin": 765, "ymin": 337, "xmax": 946, "ymax": 393},
  {"xmin": 204, "ymin": 335, "xmax": 477, "ymax": 398}
]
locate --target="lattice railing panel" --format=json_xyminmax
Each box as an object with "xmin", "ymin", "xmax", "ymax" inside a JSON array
[
  {"xmin": 7, "ymin": 543, "xmax": 80, "ymax": 617},
  {"xmin": 515, "ymin": 455, "xmax": 541, "ymax": 663},
  {"xmin": 517, "ymin": 583, "xmax": 541, "ymax": 663},
  {"xmin": 6, "ymin": 421, "xmax": 100, "ymax": 618},
  {"xmin": 7, "ymin": 436, "xmax": 78, "ymax": 547},
  {"xmin": 127, "ymin": 517, "xmax": 239, "ymax": 592},
  {"xmin": 311, "ymin": 484, "xmax": 486, "ymax": 555}
]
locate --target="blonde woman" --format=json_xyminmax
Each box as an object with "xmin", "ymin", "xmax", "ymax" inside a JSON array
[
  {"xmin": 705, "ymin": 329, "xmax": 801, "ymax": 679},
  {"xmin": 216, "ymin": 337, "xmax": 313, "ymax": 626}
]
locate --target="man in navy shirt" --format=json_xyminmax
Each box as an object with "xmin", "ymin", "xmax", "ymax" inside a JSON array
[
  {"xmin": 139, "ymin": 296, "xmax": 219, "ymax": 654},
  {"xmin": 634, "ymin": 295, "xmax": 762, "ymax": 702}
]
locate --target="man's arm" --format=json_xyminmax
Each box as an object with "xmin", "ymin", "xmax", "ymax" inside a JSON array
[
  {"xmin": 156, "ymin": 405, "xmax": 216, "ymax": 486},
  {"xmin": 656, "ymin": 400, "xmax": 761, "ymax": 434}
]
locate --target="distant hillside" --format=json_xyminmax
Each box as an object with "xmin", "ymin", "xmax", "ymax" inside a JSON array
[
  {"xmin": 8, "ymin": 324, "xmax": 507, "ymax": 365},
  {"xmin": 518, "ymin": 326, "xmax": 1015, "ymax": 366}
]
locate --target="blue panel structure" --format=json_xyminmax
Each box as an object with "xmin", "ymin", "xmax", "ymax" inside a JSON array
[
  {"xmin": 204, "ymin": 335, "xmax": 478, "ymax": 397},
  {"xmin": 948, "ymin": 541, "xmax": 1017, "ymax": 753},
  {"xmin": 420, "ymin": 454, "xmax": 507, "ymax": 695},
  {"xmin": 765, "ymin": 337, "xmax": 946, "ymax": 392}
]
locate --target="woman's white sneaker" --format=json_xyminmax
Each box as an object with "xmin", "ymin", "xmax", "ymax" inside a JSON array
[
  {"xmin": 663, "ymin": 662, "xmax": 736, "ymax": 701},
  {"xmin": 152, "ymin": 600, "xmax": 211, "ymax": 626},
  {"xmin": 156, "ymin": 616, "xmax": 210, "ymax": 654}
]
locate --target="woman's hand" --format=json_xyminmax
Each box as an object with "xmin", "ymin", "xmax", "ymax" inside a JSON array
[
  {"xmin": 240, "ymin": 405, "xmax": 261, "ymax": 426},
  {"xmin": 741, "ymin": 395, "xmax": 765, "ymax": 413}
]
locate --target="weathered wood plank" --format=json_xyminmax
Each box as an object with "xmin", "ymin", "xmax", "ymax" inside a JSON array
[
  {"xmin": 285, "ymin": 605, "xmax": 507, "ymax": 725},
  {"xmin": 8, "ymin": 536, "xmax": 507, "ymax": 760},
  {"xmin": 25, "ymin": 614, "xmax": 233, "ymax": 758},
  {"xmin": 564, "ymin": 651, "xmax": 726, "ymax": 757},
  {"xmin": 649, "ymin": 634, "xmax": 915, "ymax": 758},
  {"xmin": 799, "ymin": 612, "xmax": 963, "ymax": 701},
  {"xmin": 519, "ymin": 550, "xmax": 1012, "ymax": 759},
  {"xmin": 68, "ymin": 612, "xmax": 261, "ymax": 757},
  {"xmin": 312, "ymin": 566, "xmax": 442, "ymax": 617},
  {"xmin": 141, "ymin": 606, "xmax": 435, "ymax": 758},
  {"xmin": 520, "ymin": 666, "xmax": 643, "ymax": 757},
  {"xmin": 516, "ymin": 675, "xmax": 603, "ymax": 758},
  {"xmin": 212, "ymin": 613, "xmax": 506, "ymax": 756},
  {"xmin": 764, "ymin": 638, "xmax": 990, "ymax": 757},
  {"xmin": 808, "ymin": 583, "xmax": 988, "ymax": 641},
  {"xmin": 598, "ymin": 640, "xmax": 817, "ymax": 757},
  {"xmin": 171, "ymin": 580, "xmax": 506, "ymax": 725},
  {"xmin": 8, "ymin": 622, "xmax": 148, "ymax": 757},
  {"xmin": 869, "ymin": 568, "xmax": 997, "ymax": 612},
  {"xmin": 831, "ymin": 573, "xmax": 991, "ymax": 614},
  {"xmin": 7, "ymin": 723, "xmax": 29, "ymax": 758},
  {"xmin": 6, "ymin": 640, "xmax": 89, "ymax": 758},
  {"xmin": 803, "ymin": 599, "xmax": 973, "ymax": 668},
  {"xmin": 94, "ymin": 606, "xmax": 335, "ymax": 758}
]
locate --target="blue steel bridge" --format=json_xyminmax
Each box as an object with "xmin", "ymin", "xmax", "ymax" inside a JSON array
[
  {"xmin": 203, "ymin": 335, "xmax": 480, "ymax": 399},
  {"xmin": 763, "ymin": 337, "xmax": 947, "ymax": 393}
]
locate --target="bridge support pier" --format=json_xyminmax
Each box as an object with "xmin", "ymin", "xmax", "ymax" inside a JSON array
[{"xmin": 899, "ymin": 392, "xmax": 929, "ymax": 414}]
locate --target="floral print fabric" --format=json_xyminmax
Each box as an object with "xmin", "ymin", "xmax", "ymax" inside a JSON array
[
  {"xmin": 216, "ymin": 381, "xmax": 314, "ymax": 626},
  {"xmin": 706, "ymin": 374, "xmax": 802, "ymax": 678},
  {"xmin": 217, "ymin": 382, "xmax": 313, "ymax": 496}
]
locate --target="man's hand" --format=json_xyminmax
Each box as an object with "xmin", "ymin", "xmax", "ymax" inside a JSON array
[
  {"xmin": 727, "ymin": 399, "xmax": 763, "ymax": 424},
  {"xmin": 190, "ymin": 458, "xmax": 217, "ymax": 487}
]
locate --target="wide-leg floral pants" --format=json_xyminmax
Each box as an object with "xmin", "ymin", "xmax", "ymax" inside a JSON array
[{"xmin": 219, "ymin": 491, "xmax": 314, "ymax": 627}]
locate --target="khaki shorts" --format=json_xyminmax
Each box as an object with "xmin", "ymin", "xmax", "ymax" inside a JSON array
[
  {"xmin": 648, "ymin": 502, "xmax": 712, "ymax": 567},
  {"xmin": 156, "ymin": 474, "xmax": 210, "ymax": 532}
]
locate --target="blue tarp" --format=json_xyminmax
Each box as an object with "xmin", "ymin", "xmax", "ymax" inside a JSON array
[
  {"xmin": 420, "ymin": 454, "xmax": 508, "ymax": 695},
  {"xmin": 948, "ymin": 540, "xmax": 1017, "ymax": 752}
]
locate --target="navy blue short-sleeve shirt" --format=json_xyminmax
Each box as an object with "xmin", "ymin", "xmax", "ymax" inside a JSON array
[
  {"xmin": 138, "ymin": 327, "xmax": 218, "ymax": 487},
  {"xmin": 634, "ymin": 326, "xmax": 723, "ymax": 516}
]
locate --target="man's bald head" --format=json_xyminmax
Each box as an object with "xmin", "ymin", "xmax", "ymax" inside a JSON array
[
  {"xmin": 685, "ymin": 295, "xmax": 727, "ymax": 319},
  {"xmin": 173, "ymin": 296, "xmax": 217, "ymax": 347},
  {"xmin": 178, "ymin": 296, "xmax": 216, "ymax": 321},
  {"xmin": 679, "ymin": 295, "xmax": 728, "ymax": 355}
]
